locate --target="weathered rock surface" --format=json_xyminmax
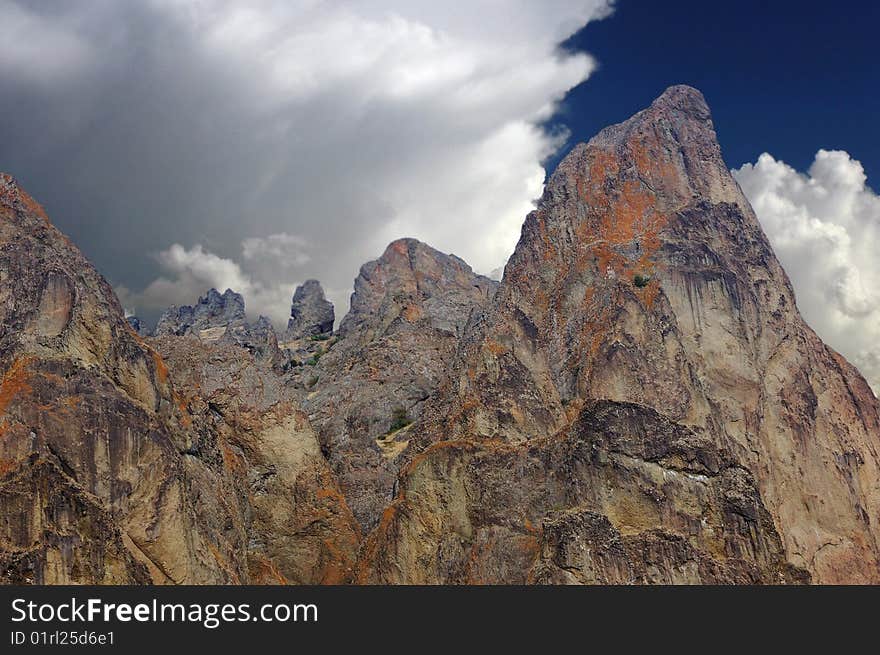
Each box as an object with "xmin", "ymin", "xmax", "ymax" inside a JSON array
[
  {"xmin": 148, "ymin": 334, "xmax": 360, "ymax": 584},
  {"xmin": 155, "ymin": 288, "xmax": 246, "ymax": 337},
  {"xmin": 220, "ymin": 315, "xmax": 283, "ymax": 365},
  {"xmin": 155, "ymin": 288, "xmax": 281, "ymax": 364},
  {"xmin": 303, "ymin": 238, "xmax": 498, "ymax": 530},
  {"xmin": 359, "ymin": 401, "xmax": 807, "ymax": 584},
  {"xmin": 0, "ymin": 174, "xmax": 355, "ymax": 584},
  {"xmin": 285, "ymin": 279, "xmax": 334, "ymax": 340},
  {"xmin": 357, "ymin": 86, "xmax": 880, "ymax": 584},
  {"xmin": 0, "ymin": 174, "xmax": 244, "ymax": 583},
  {"xmin": 3, "ymin": 84, "xmax": 879, "ymax": 586}
]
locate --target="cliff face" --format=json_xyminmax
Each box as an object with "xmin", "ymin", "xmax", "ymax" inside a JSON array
[
  {"xmin": 2, "ymin": 85, "xmax": 879, "ymax": 586},
  {"xmin": 357, "ymin": 87, "xmax": 880, "ymax": 584},
  {"xmin": 148, "ymin": 332, "xmax": 360, "ymax": 584}
]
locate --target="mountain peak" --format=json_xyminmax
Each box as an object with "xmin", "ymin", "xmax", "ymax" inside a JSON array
[
  {"xmin": 304, "ymin": 238, "xmax": 498, "ymax": 530},
  {"xmin": 5, "ymin": 86, "xmax": 880, "ymax": 586},
  {"xmin": 339, "ymin": 238, "xmax": 497, "ymax": 343},
  {"xmin": 154, "ymin": 287, "xmax": 246, "ymax": 337},
  {"xmin": 650, "ymin": 84, "xmax": 710, "ymax": 118},
  {"xmin": 557, "ymin": 83, "xmax": 740, "ymax": 215}
]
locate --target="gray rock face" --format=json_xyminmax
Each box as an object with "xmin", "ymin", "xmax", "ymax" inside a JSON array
[
  {"xmin": 154, "ymin": 288, "xmax": 246, "ymax": 337},
  {"xmin": 155, "ymin": 289, "xmax": 280, "ymax": 363},
  {"xmin": 285, "ymin": 280, "xmax": 334, "ymax": 340},
  {"xmin": 221, "ymin": 315, "xmax": 282, "ymax": 363},
  {"xmin": 303, "ymin": 238, "xmax": 498, "ymax": 530}
]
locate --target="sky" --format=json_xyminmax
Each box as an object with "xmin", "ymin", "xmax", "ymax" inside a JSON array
[{"xmin": 0, "ymin": 1, "xmax": 878, "ymax": 391}]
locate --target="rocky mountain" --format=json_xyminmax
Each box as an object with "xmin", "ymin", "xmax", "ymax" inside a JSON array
[
  {"xmin": 0, "ymin": 173, "xmax": 242, "ymax": 583},
  {"xmin": 356, "ymin": 86, "xmax": 880, "ymax": 584},
  {"xmin": 154, "ymin": 288, "xmax": 245, "ymax": 337},
  {"xmin": 1, "ymin": 85, "xmax": 878, "ymax": 585},
  {"xmin": 147, "ymin": 329, "xmax": 360, "ymax": 584},
  {"xmin": 153, "ymin": 288, "xmax": 281, "ymax": 364}
]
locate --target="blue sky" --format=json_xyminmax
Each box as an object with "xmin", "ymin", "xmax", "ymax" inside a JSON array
[{"xmin": 546, "ymin": 0, "xmax": 879, "ymax": 183}]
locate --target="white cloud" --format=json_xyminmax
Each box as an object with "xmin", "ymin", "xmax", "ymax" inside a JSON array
[
  {"xmin": 734, "ymin": 150, "xmax": 880, "ymax": 394},
  {"xmin": 0, "ymin": 1, "xmax": 612, "ymax": 327},
  {"xmin": 242, "ymin": 233, "xmax": 310, "ymax": 265}
]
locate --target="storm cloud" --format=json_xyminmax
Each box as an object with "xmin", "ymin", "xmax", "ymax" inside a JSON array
[{"xmin": 0, "ymin": 0, "xmax": 613, "ymax": 325}]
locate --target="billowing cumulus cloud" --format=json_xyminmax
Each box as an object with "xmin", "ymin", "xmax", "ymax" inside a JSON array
[
  {"xmin": 734, "ymin": 150, "xmax": 880, "ymax": 394},
  {"xmin": 0, "ymin": 0, "xmax": 613, "ymax": 327}
]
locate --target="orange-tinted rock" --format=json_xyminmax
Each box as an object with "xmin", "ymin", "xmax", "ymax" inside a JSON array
[
  {"xmin": 1, "ymin": 174, "xmax": 293, "ymax": 583},
  {"xmin": 3, "ymin": 85, "xmax": 879, "ymax": 586}
]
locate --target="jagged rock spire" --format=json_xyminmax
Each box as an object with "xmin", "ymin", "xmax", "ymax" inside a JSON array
[
  {"xmin": 285, "ymin": 279, "xmax": 334, "ymax": 340},
  {"xmin": 154, "ymin": 288, "xmax": 246, "ymax": 337}
]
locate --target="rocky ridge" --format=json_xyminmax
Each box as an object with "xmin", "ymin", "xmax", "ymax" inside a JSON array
[
  {"xmin": 2, "ymin": 85, "xmax": 879, "ymax": 585},
  {"xmin": 154, "ymin": 288, "xmax": 281, "ymax": 364},
  {"xmin": 155, "ymin": 288, "xmax": 246, "ymax": 337},
  {"xmin": 0, "ymin": 174, "xmax": 355, "ymax": 584}
]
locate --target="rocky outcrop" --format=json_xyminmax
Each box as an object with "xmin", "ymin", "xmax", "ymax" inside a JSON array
[
  {"xmin": 154, "ymin": 288, "xmax": 246, "ymax": 338},
  {"xmin": 147, "ymin": 333, "xmax": 360, "ymax": 584},
  {"xmin": 155, "ymin": 289, "xmax": 281, "ymax": 364},
  {"xmin": 220, "ymin": 315, "xmax": 282, "ymax": 364},
  {"xmin": 303, "ymin": 238, "xmax": 498, "ymax": 530},
  {"xmin": 285, "ymin": 280, "xmax": 334, "ymax": 340},
  {"xmin": 359, "ymin": 401, "xmax": 807, "ymax": 584},
  {"xmin": 357, "ymin": 86, "xmax": 880, "ymax": 583}
]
